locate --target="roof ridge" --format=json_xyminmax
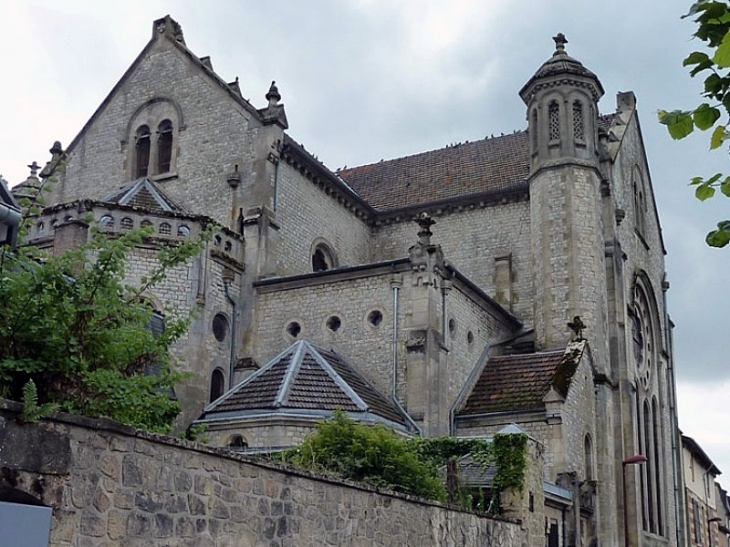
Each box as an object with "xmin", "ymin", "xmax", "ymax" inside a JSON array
[{"xmin": 339, "ymin": 130, "xmax": 529, "ymax": 174}]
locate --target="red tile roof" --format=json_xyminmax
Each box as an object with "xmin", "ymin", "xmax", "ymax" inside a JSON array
[
  {"xmin": 458, "ymin": 350, "xmax": 566, "ymax": 415},
  {"xmin": 339, "ymin": 132, "xmax": 530, "ymax": 212}
]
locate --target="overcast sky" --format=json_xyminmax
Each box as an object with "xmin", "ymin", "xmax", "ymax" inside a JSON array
[{"xmin": 1, "ymin": 0, "xmax": 729, "ymax": 483}]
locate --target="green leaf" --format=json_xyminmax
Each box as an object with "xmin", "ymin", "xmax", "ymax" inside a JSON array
[
  {"xmin": 696, "ymin": 184, "xmax": 716, "ymax": 201},
  {"xmin": 694, "ymin": 103, "xmax": 722, "ymax": 129},
  {"xmin": 710, "ymin": 125, "xmax": 728, "ymax": 149},
  {"xmin": 721, "ymin": 177, "xmax": 730, "ymax": 196},
  {"xmin": 713, "ymin": 30, "xmax": 730, "ymax": 67},
  {"xmin": 668, "ymin": 112, "xmax": 695, "ymax": 140},
  {"xmin": 684, "ymin": 51, "xmax": 711, "ymax": 66},
  {"xmin": 707, "ymin": 224, "xmax": 730, "ymax": 247}
]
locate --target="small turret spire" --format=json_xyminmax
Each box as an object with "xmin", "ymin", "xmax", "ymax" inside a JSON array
[
  {"xmin": 266, "ymin": 80, "xmax": 281, "ymax": 107},
  {"xmin": 552, "ymin": 33, "xmax": 568, "ymax": 56},
  {"xmin": 27, "ymin": 161, "xmax": 40, "ymax": 178}
]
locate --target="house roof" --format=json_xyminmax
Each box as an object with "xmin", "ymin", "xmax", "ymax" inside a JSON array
[
  {"xmin": 102, "ymin": 177, "xmax": 184, "ymax": 213},
  {"xmin": 457, "ymin": 342, "xmax": 585, "ymax": 416},
  {"xmin": 200, "ymin": 340, "xmax": 410, "ymax": 428},
  {"xmin": 339, "ymin": 131, "xmax": 530, "ymax": 212}
]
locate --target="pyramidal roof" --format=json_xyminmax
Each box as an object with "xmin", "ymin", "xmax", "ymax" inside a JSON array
[
  {"xmin": 200, "ymin": 340, "xmax": 411, "ymax": 430},
  {"xmin": 102, "ymin": 177, "xmax": 184, "ymax": 213}
]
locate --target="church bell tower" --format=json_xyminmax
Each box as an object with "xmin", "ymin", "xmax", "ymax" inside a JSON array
[{"xmin": 520, "ymin": 33, "xmax": 609, "ymax": 367}]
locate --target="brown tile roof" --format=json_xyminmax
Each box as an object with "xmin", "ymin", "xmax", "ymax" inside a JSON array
[
  {"xmin": 338, "ymin": 131, "xmax": 530, "ymax": 212},
  {"xmin": 202, "ymin": 340, "xmax": 408, "ymax": 427},
  {"xmin": 102, "ymin": 177, "xmax": 183, "ymax": 214},
  {"xmin": 458, "ymin": 350, "xmax": 566, "ymax": 416}
]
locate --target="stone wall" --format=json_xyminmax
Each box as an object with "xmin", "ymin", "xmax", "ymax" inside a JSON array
[{"xmin": 0, "ymin": 402, "xmax": 521, "ymax": 547}]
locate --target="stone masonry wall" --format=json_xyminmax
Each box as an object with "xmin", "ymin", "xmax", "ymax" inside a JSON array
[
  {"xmin": 372, "ymin": 200, "xmax": 533, "ymax": 325},
  {"xmin": 274, "ymin": 162, "xmax": 372, "ymax": 276},
  {"xmin": 53, "ymin": 34, "xmax": 258, "ymax": 230},
  {"xmin": 0, "ymin": 403, "xmax": 521, "ymax": 547}
]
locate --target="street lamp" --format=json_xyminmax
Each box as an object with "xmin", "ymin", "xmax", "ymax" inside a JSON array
[
  {"xmin": 708, "ymin": 516, "xmax": 722, "ymax": 547},
  {"xmin": 623, "ymin": 454, "xmax": 648, "ymax": 547}
]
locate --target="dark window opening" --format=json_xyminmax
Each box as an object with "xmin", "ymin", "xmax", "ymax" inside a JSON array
[
  {"xmin": 210, "ymin": 369, "xmax": 225, "ymax": 402},
  {"xmin": 120, "ymin": 217, "xmax": 133, "ymax": 230},
  {"xmin": 135, "ymin": 125, "xmax": 151, "ymax": 178},
  {"xmin": 326, "ymin": 316, "xmax": 341, "ymax": 332},
  {"xmin": 312, "ymin": 248, "xmax": 328, "ymax": 271},
  {"xmin": 368, "ymin": 310, "xmax": 383, "ymax": 327},
  {"xmin": 157, "ymin": 120, "xmax": 173, "ymax": 173},
  {"xmin": 548, "ymin": 101, "xmax": 560, "ymax": 141},
  {"xmin": 159, "ymin": 222, "xmax": 171, "ymax": 235},
  {"xmin": 212, "ymin": 313, "xmax": 229, "ymax": 342},
  {"xmin": 286, "ymin": 321, "xmax": 301, "ymax": 338},
  {"xmin": 228, "ymin": 435, "xmax": 248, "ymax": 451}
]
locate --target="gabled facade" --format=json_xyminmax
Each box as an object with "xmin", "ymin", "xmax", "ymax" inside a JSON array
[{"xmin": 14, "ymin": 17, "xmax": 683, "ymax": 545}]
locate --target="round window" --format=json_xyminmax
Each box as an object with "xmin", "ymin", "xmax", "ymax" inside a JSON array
[
  {"xmin": 326, "ymin": 316, "xmax": 342, "ymax": 332},
  {"xmin": 212, "ymin": 313, "xmax": 229, "ymax": 342},
  {"xmin": 286, "ymin": 321, "xmax": 301, "ymax": 338},
  {"xmin": 368, "ymin": 310, "xmax": 383, "ymax": 327}
]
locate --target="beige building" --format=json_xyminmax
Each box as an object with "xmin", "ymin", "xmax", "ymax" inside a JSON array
[
  {"xmin": 683, "ymin": 434, "xmax": 723, "ymax": 547},
  {"xmin": 15, "ymin": 17, "xmax": 684, "ymax": 546}
]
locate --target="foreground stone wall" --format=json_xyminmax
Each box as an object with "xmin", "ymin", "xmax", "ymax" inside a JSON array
[{"xmin": 0, "ymin": 402, "xmax": 520, "ymax": 546}]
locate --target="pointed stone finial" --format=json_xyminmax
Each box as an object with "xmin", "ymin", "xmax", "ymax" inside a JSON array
[
  {"xmin": 416, "ymin": 212, "xmax": 435, "ymax": 246},
  {"xmin": 552, "ymin": 33, "xmax": 568, "ymax": 56},
  {"xmin": 567, "ymin": 315, "xmax": 586, "ymax": 339},
  {"xmin": 27, "ymin": 161, "xmax": 40, "ymax": 178},
  {"xmin": 266, "ymin": 80, "xmax": 281, "ymax": 107}
]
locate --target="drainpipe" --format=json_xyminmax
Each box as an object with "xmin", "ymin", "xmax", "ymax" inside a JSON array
[
  {"xmin": 391, "ymin": 274, "xmax": 422, "ymax": 436},
  {"xmin": 222, "ymin": 268, "xmax": 237, "ymax": 389}
]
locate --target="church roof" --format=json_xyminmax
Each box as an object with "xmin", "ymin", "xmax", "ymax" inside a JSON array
[
  {"xmin": 200, "ymin": 340, "xmax": 410, "ymax": 429},
  {"xmin": 457, "ymin": 347, "xmax": 575, "ymax": 416},
  {"xmin": 102, "ymin": 177, "xmax": 184, "ymax": 213},
  {"xmin": 339, "ymin": 131, "xmax": 530, "ymax": 212}
]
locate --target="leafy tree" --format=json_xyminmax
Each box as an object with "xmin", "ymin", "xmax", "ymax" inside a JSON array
[
  {"xmin": 0, "ymin": 174, "xmax": 208, "ymax": 432},
  {"xmin": 278, "ymin": 411, "xmax": 447, "ymax": 501},
  {"xmin": 659, "ymin": 1, "xmax": 730, "ymax": 247}
]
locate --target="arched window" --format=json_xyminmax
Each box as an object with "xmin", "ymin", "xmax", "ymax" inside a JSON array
[
  {"xmin": 157, "ymin": 120, "xmax": 173, "ymax": 174},
  {"xmin": 120, "ymin": 217, "xmax": 133, "ymax": 230},
  {"xmin": 135, "ymin": 125, "xmax": 151, "ymax": 178},
  {"xmin": 584, "ymin": 434, "xmax": 594, "ymax": 481},
  {"xmin": 140, "ymin": 219, "xmax": 153, "ymax": 229},
  {"xmin": 652, "ymin": 397, "xmax": 664, "ymax": 534},
  {"xmin": 572, "ymin": 101, "xmax": 584, "ymax": 141},
  {"xmin": 228, "ymin": 435, "xmax": 248, "ymax": 451},
  {"xmin": 311, "ymin": 242, "xmax": 336, "ymax": 272},
  {"xmin": 531, "ymin": 109, "xmax": 538, "ymax": 151},
  {"xmin": 159, "ymin": 222, "xmax": 171, "ymax": 235},
  {"xmin": 633, "ymin": 167, "xmax": 647, "ymax": 236},
  {"xmin": 178, "ymin": 225, "xmax": 190, "ymax": 237},
  {"xmin": 548, "ymin": 101, "xmax": 560, "ymax": 141},
  {"xmin": 210, "ymin": 369, "xmax": 225, "ymax": 402},
  {"xmin": 99, "ymin": 215, "xmax": 114, "ymax": 228}
]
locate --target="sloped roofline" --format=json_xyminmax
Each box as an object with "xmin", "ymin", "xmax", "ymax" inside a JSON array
[{"xmin": 63, "ymin": 15, "xmax": 265, "ymax": 161}]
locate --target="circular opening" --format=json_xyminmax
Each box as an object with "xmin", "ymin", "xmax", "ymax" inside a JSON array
[
  {"xmin": 368, "ymin": 310, "xmax": 383, "ymax": 327},
  {"xmin": 212, "ymin": 313, "xmax": 229, "ymax": 342},
  {"xmin": 286, "ymin": 321, "xmax": 301, "ymax": 338},
  {"xmin": 326, "ymin": 316, "xmax": 342, "ymax": 332},
  {"xmin": 467, "ymin": 331, "xmax": 474, "ymax": 345},
  {"xmin": 448, "ymin": 318, "xmax": 456, "ymax": 334}
]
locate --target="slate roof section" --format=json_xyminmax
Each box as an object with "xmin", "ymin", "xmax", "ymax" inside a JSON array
[
  {"xmin": 457, "ymin": 349, "xmax": 566, "ymax": 415},
  {"xmin": 339, "ymin": 131, "xmax": 530, "ymax": 212},
  {"xmin": 102, "ymin": 177, "xmax": 184, "ymax": 213},
  {"xmin": 201, "ymin": 340, "xmax": 409, "ymax": 427}
]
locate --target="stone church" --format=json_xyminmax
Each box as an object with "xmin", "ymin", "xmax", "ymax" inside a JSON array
[{"xmin": 16, "ymin": 16, "xmax": 683, "ymax": 546}]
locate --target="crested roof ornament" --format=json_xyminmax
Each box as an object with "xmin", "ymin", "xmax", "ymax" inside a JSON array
[
  {"xmin": 552, "ymin": 33, "xmax": 568, "ymax": 56},
  {"xmin": 266, "ymin": 80, "xmax": 281, "ymax": 107},
  {"xmin": 27, "ymin": 161, "xmax": 40, "ymax": 178}
]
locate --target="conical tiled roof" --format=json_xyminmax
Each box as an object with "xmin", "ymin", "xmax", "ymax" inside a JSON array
[
  {"xmin": 102, "ymin": 177, "xmax": 183, "ymax": 213},
  {"xmin": 201, "ymin": 340, "xmax": 410, "ymax": 429}
]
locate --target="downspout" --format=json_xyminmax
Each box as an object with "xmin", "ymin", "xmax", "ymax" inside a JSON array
[
  {"xmin": 222, "ymin": 268, "xmax": 238, "ymax": 389},
  {"xmin": 272, "ymin": 155, "xmax": 280, "ymax": 212},
  {"xmin": 663, "ymin": 278, "xmax": 683, "ymax": 547},
  {"xmin": 391, "ymin": 274, "xmax": 422, "ymax": 436}
]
